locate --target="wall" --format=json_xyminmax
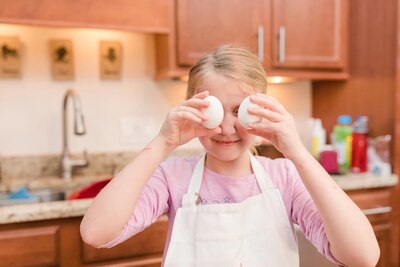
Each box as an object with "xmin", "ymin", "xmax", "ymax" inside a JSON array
[{"xmin": 0, "ymin": 24, "xmax": 312, "ymax": 156}]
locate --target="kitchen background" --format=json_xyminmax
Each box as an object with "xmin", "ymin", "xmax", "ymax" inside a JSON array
[
  {"xmin": 0, "ymin": 0, "xmax": 399, "ymax": 267},
  {"xmin": 0, "ymin": 24, "xmax": 311, "ymax": 156}
]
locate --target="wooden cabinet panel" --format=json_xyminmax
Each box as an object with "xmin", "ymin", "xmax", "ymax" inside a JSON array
[
  {"xmin": 373, "ymin": 223, "xmax": 391, "ymax": 267},
  {"xmin": 347, "ymin": 187, "xmax": 395, "ymax": 267},
  {"xmin": 0, "ymin": 0, "xmax": 170, "ymax": 33},
  {"xmin": 272, "ymin": 0, "xmax": 348, "ymax": 70},
  {"xmin": 82, "ymin": 219, "xmax": 168, "ymax": 264},
  {"xmin": 176, "ymin": 0, "xmax": 266, "ymax": 66},
  {"xmin": 93, "ymin": 257, "xmax": 162, "ymax": 267},
  {"xmin": 157, "ymin": 0, "xmax": 348, "ymax": 80},
  {"xmin": 0, "ymin": 226, "xmax": 60, "ymax": 267}
]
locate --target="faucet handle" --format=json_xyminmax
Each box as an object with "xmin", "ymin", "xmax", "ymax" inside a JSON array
[
  {"xmin": 81, "ymin": 149, "xmax": 89, "ymax": 167},
  {"xmin": 83, "ymin": 149, "xmax": 88, "ymax": 160},
  {"xmin": 69, "ymin": 149, "xmax": 89, "ymax": 168}
]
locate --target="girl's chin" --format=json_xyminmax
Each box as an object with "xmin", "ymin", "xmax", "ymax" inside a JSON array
[{"xmin": 206, "ymin": 149, "xmax": 243, "ymax": 162}]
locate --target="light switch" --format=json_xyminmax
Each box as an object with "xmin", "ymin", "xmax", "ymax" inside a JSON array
[{"xmin": 119, "ymin": 117, "xmax": 155, "ymax": 146}]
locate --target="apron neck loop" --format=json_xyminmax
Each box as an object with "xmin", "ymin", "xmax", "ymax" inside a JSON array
[{"xmin": 181, "ymin": 152, "xmax": 275, "ymax": 207}]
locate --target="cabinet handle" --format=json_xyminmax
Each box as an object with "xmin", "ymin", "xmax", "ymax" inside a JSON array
[
  {"xmin": 362, "ymin": 206, "xmax": 392, "ymax": 216},
  {"xmin": 278, "ymin": 26, "xmax": 286, "ymax": 63},
  {"xmin": 257, "ymin": 26, "xmax": 264, "ymax": 62}
]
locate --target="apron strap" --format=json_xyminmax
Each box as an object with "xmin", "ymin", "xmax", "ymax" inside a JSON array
[
  {"xmin": 182, "ymin": 152, "xmax": 276, "ymax": 207},
  {"xmin": 182, "ymin": 153, "xmax": 206, "ymax": 207},
  {"xmin": 250, "ymin": 154, "xmax": 275, "ymax": 191}
]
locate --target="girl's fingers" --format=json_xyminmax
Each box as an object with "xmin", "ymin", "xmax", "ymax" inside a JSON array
[
  {"xmin": 181, "ymin": 98, "xmax": 210, "ymax": 110},
  {"xmin": 249, "ymin": 94, "xmax": 287, "ymax": 114},
  {"xmin": 175, "ymin": 110, "xmax": 203, "ymax": 124},
  {"xmin": 175, "ymin": 105, "xmax": 207, "ymax": 121},
  {"xmin": 248, "ymin": 120, "xmax": 281, "ymax": 134},
  {"xmin": 191, "ymin": 90, "xmax": 209, "ymax": 99},
  {"xmin": 248, "ymin": 106, "xmax": 282, "ymax": 122}
]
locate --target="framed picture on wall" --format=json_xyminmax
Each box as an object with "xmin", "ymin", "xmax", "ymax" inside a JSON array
[
  {"xmin": 49, "ymin": 39, "xmax": 74, "ymax": 80},
  {"xmin": 0, "ymin": 36, "xmax": 22, "ymax": 79},
  {"xmin": 100, "ymin": 41, "xmax": 121, "ymax": 80}
]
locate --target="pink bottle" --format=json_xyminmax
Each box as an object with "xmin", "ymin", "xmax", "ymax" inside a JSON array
[
  {"xmin": 319, "ymin": 145, "xmax": 339, "ymax": 174},
  {"xmin": 351, "ymin": 116, "xmax": 368, "ymax": 172}
]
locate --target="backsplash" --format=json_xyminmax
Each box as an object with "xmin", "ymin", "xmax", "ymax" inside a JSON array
[
  {"xmin": 0, "ymin": 148, "xmax": 203, "ymax": 188},
  {"xmin": 0, "ymin": 24, "xmax": 312, "ymax": 157}
]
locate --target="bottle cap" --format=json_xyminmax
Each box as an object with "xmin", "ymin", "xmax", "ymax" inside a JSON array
[
  {"xmin": 338, "ymin": 115, "xmax": 352, "ymax": 125},
  {"xmin": 353, "ymin": 116, "xmax": 368, "ymax": 133}
]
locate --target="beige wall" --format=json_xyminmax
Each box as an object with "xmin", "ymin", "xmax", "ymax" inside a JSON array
[{"xmin": 0, "ymin": 24, "xmax": 312, "ymax": 156}]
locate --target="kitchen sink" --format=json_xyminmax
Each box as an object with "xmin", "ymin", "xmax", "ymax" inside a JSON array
[
  {"xmin": 0, "ymin": 188, "xmax": 67, "ymax": 206},
  {"xmin": 0, "ymin": 176, "xmax": 111, "ymax": 206}
]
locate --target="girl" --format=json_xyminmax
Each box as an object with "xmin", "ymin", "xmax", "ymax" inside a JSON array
[{"xmin": 81, "ymin": 45, "xmax": 379, "ymax": 267}]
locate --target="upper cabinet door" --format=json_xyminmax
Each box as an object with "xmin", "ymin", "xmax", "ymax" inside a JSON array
[
  {"xmin": 0, "ymin": 0, "xmax": 170, "ymax": 33},
  {"xmin": 176, "ymin": 0, "xmax": 265, "ymax": 66},
  {"xmin": 272, "ymin": 0, "xmax": 348, "ymax": 70}
]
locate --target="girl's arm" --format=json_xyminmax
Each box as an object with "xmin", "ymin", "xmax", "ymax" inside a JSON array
[
  {"xmin": 80, "ymin": 135, "xmax": 174, "ymax": 248},
  {"xmin": 248, "ymin": 93, "xmax": 379, "ymax": 267},
  {"xmin": 80, "ymin": 91, "xmax": 220, "ymax": 248}
]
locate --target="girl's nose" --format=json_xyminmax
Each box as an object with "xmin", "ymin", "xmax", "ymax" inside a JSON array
[{"xmin": 220, "ymin": 113, "xmax": 236, "ymax": 135}]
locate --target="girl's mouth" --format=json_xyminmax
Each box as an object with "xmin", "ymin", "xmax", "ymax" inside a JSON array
[{"xmin": 213, "ymin": 139, "xmax": 240, "ymax": 146}]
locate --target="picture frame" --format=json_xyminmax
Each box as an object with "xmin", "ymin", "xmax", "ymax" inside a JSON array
[
  {"xmin": 49, "ymin": 39, "xmax": 74, "ymax": 80},
  {"xmin": 100, "ymin": 41, "xmax": 122, "ymax": 80},
  {"xmin": 0, "ymin": 36, "xmax": 22, "ymax": 79}
]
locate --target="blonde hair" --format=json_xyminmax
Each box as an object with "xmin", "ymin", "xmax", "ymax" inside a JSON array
[{"xmin": 186, "ymin": 45, "xmax": 267, "ymax": 99}]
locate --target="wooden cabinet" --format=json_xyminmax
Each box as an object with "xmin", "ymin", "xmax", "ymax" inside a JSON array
[
  {"xmin": 312, "ymin": 1, "xmax": 399, "ymax": 264},
  {"xmin": 346, "ymin": 187, "xmax": 396, "ymax": 267},
  {"xmin": 0, "ymin": 216, "xmax": 168, "ymax": 267},
  {"xmin": 0, "ymin": 0, "xmax": 349, "ymax": 80},
  {"xmin": 0, "ymin": 0, "xmax": 170, "ymax": 33},
  {"xmin": 0, "ymin": 226, "xmax": 60, "ymax": 266},
  {"xmin": 176, "ymin": 0, "xmax": 265, "ymax": 66},
  {"xmin": 271, "ymin": 0, "xmax": 348, "ymax": 70},
  {"xmin": 156, "ymin": 0, "xmax": 348, "ymax": 80}
]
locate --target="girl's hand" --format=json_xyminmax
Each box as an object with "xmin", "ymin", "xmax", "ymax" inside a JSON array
[
  {"xmin": 158, "ymin": 91, "xmax": 221, "ymax": 148},
  {"xmin": 246, "ymin": 93, "xmax": 306, "ymax": 160}
]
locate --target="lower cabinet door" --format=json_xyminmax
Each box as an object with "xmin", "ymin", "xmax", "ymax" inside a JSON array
[
  {"xmin": 82, "ymin": 219, "xmax": 168, "ymax": 264},
  {"xmin": 0, "ymin": 226, "xmax": 60, "ymax": 266},
  {"xmin": 374, "ymin": 223, "xmax": 391, "ymax": 267}
]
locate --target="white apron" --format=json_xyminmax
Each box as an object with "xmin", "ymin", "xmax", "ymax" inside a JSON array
[{"xmin": 163, "ymin": 154, "xmax": 299, "ymax": 267}]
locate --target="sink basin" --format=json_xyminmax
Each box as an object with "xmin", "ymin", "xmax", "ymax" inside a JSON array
[
  {"xmin": 31, "ymin": 188, "xmax": 66, "ymax": 202},
  {"xmin": 0, "ymin": 188, "xmax": 66, "ymax": 206},
  {"xmin": 0, "ymin": 176, "xmax": 112, "ymax": 206}
]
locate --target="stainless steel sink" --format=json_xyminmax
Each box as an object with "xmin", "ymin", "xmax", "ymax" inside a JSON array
[
  {"xmin": 0, "ymin": 188, "xmax": 66, "ymax": 206},
  {"xmin": 31, "ymin": 188, "xmax": 66, "ymax": 202}
]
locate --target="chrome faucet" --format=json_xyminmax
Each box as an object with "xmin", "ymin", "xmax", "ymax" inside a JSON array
[{"xmin": 62, "ymin": 89, "xmax": 88, "ymax": 180}]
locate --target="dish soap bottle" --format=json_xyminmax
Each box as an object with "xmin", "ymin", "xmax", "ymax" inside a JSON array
[
  {"xmin": 311, "ymin": 118, "xmax": 326, "ymax": 159},
  {"xmin": 333, "ymin": 115, "xmax": 353, "ymax": 174}
]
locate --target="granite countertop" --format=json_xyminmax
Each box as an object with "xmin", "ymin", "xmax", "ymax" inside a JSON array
[
  {"xmin": 331, "ymin": 173, "xmax": 398, "ymax": 190},
  {"xmin": 0, "ymin": 173, "xmax": 398, "ymax": 225}
]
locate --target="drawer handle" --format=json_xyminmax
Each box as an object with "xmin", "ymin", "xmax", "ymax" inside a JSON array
[
  {"xmin": 362, "ymin": 206, "xmax": 392, "ymax": 216},
  {"xmin": 257, "ymin": 25, "xmax": 264, "ymax": 62},
  {"xmin": 278, "ymin": 26, "xmax": 286, "ymax": 63}
]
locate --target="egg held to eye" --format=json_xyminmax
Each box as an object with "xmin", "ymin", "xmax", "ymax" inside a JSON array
[
  {"xmin": 200, "ymin": 96, "xmax": 224, "ymax": 129},
  {"xmin": 238, "ymin": 96, "xmax": 262, "ymax": 128}
]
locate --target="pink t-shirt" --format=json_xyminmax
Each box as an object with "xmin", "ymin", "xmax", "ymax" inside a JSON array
[{"xmin": 102, "ymin": 155, "xmax": 340, "ymax": 264}]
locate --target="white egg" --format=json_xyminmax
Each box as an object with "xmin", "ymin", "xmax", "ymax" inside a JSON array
[
  {"xmin": 201, "ymin": 95, "xmax": 224, "ymax": 129},
  {"xmin": 238, "ymin": 96, "xmax": 262, "ymax": 128}
]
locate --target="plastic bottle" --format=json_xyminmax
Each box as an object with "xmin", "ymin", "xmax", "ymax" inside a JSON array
[
  {"xmin": 332, "ymin": 115, "xmax": 353, "ymax": 174},
  {"xmin": 311, "ymin": 118, "xmax": 326, "ymax": 159},
  {"xmin": 319, "ymin": 145, "xmax": 338, "ymax": 174},
  {"xmin": 351, "ymin": 116, "xmax": 368, "ymax": 172}
]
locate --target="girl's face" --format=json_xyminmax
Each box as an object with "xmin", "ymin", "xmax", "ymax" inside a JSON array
[{"xmin": 197, "ymin": 73, "xmax": 257, "ymax": 162}]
